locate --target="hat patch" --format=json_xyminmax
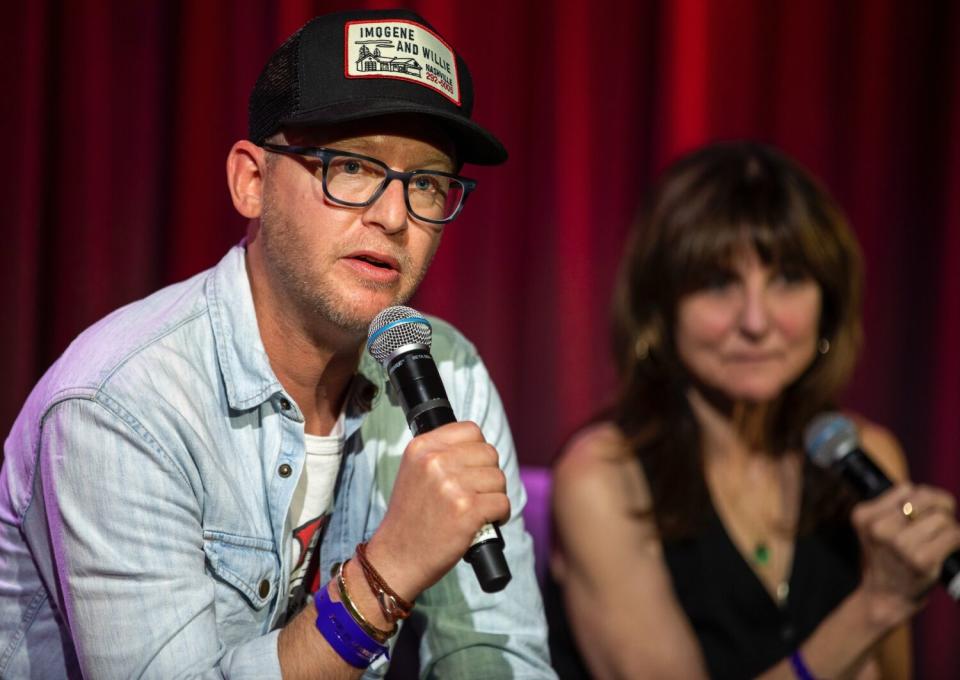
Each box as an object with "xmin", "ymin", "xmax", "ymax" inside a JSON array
[{"xmin": 345, "ymin": 20, "xmax": 461, "ymax": 106}]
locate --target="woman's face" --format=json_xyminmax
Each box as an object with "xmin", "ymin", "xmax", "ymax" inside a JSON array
[{"xmin": 674, "ymin": 246, "xmax": 822, "ymax": 403}]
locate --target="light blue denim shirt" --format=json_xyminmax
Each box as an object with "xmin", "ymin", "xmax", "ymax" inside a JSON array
[{"xmin": 0, "ymin": 245, "xmax": 554, "ymax": 679}]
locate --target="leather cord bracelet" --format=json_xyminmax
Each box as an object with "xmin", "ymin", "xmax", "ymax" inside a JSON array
[
  {"xmin": 355, "ymin": 541, "xmax": 415, "ymax": 623},
  {"xmin": 336, "ymin": 560, "xmax": 397, "ymax": 643}
]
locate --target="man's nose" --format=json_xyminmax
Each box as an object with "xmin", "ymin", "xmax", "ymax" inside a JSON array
[{"xmin": 361, "ymin": 178, "xmax": 408, "ymax": 233}]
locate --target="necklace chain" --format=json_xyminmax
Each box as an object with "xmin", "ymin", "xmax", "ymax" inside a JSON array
[{"xmin": 707, "ymin": 454, "xmax": 800, "ymax": 605}]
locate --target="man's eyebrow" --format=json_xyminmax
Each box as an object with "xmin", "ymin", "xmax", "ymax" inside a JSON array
[
  {"xmin": 333, "ymin": 141, "xmax": 454, "ymax": 170},
  {"xmin": 415, "ymin": 154, "xmax": 456, "ymax": 170},
  {"xmin": 333, "ymin": 137, "xmax": 377, "ymax": 153}
]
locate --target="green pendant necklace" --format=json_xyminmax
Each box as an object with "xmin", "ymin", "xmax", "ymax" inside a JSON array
[{"xmin": 753, "ymin": 541, "xmax": 770, "ymax": 566}]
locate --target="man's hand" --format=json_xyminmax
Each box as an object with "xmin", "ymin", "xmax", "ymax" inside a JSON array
[
  {"xmin": 362, "ymin": 421, "xmax": 511, "ymax": 602},
  {"xmin": 279, "ymin": 422, "xmax": 512, "ymax": 678}
]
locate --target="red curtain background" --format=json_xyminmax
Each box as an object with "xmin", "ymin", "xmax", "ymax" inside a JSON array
[{"xmin": 3, "ymin": 0, "xmax": 959, "ymax": 675}]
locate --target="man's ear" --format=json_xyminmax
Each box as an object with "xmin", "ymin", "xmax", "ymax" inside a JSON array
[{"xmin": 226, "ymin": 140, "xmax": 266, "ymax": 218}]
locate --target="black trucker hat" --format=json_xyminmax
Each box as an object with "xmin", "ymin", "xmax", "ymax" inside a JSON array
[{"xmin": 248, "ymin": 9, "xmax": 507, "ymax": 165}]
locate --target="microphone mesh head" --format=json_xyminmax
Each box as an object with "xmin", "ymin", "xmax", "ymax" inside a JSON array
[
  {"xmin": 803, "ymin": 412, "xmax": 859, "ymax": 468},
  {"xmin": 367, "ymin": 305, "xmax": 432, "ymax": 365}
]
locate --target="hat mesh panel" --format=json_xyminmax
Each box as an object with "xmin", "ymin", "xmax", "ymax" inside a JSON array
[{"xmin": 248, "ymin": 28, "xmax": 302, "ymax": 144}]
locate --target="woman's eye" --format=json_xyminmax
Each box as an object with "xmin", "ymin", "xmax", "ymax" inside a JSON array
[
  {"xmin": 775, "ymin": 266, "xmax": 809, "ymax": 284},
  {"xmin": 702, "ymin": 272, "xmax": 735, "ymax": 291}
]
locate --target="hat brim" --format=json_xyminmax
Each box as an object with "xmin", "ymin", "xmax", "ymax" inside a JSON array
[{"xmin": 279, "ymin": 99, "xmax": 507, "ymax": 166}]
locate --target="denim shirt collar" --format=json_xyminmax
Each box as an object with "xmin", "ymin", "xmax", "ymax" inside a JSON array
[{"xmin": 205, "ymin": 244, "xmax": 386, "ymax": 439}]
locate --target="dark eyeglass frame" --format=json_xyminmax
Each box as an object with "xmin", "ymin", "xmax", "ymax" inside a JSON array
[{"xmin": 260, "ymin": 143, "xmax": 476, "ymax": 224}]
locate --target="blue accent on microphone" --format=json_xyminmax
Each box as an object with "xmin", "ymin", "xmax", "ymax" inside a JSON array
[
  {"xmin": 366, "ymin": 316, "xmax": 431, "ymax": 350},
  {"xmin": 808, "ymin": 416, "xmax": 845, "ymax": 456}
]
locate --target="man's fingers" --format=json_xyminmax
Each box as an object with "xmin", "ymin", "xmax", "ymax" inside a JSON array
[
  {"xmin": 474, "ymin": 491, "xmax": 512, "ymax": 525},
  {"xmin": 416, "ymin": 420, "xmax": 486, "ymax": 446},
  {"xmin": 467, "ymin": 466, "xmax": 507, "ymax": 494},
  {"xmin": 407, "ymin": 435, "xmax": 500, "ymax": 470}
]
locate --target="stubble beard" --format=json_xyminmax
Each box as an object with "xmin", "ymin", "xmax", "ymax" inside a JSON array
[{"xmin": 258, "ymin": 197, "xmax": 431, "ymax": 340}]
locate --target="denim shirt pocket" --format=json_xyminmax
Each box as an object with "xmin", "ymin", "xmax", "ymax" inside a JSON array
[{"xmin": 203, "ymin": 530, "xmax": 279, "ymax": 613}]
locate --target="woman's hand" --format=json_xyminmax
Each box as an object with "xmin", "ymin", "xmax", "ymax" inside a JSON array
[{"xmin": 852, "ymin": 482, "xmax": 960, "ymax": 626}]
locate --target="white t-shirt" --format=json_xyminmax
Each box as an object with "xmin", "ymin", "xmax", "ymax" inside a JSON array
[{"xmin": 286, "ymin": 415, "xmax": 344, "ymax": 613}]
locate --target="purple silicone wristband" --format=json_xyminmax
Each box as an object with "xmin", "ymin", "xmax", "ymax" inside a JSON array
[
  {"xmin": 789, "ymin": 650, "xmax": 816, "ymax": 680},
  {"xmin": 314, "ymin": 585, "xmax": 389, "ymax": 669}
]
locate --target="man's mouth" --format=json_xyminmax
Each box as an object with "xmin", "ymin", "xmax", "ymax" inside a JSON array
[
  {"xmin": 351, "ymin": 253, "xmax": 395, "ymax": 270},
  {"xmin": 342, "ymin": 251, "xmax": 402, "ymax": 281}
]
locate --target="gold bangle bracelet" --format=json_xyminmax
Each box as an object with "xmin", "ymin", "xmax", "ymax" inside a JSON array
[{"xmin": 336, "ymin": 560, "xmax": 397, "ymax": 643}]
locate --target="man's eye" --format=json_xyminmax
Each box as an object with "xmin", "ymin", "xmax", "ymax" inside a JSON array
[
  {"xmin": 413, "ymin": 176, "xmax": 437, "ymax": 192},
  {"xmin": 343, "ymin": 160, "xmax": 363, "ymax": 175}
]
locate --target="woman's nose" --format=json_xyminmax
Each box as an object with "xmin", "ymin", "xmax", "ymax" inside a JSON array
[{"xmin": 739, "ymin": 285, "xmax": 770, "ymax": 338}]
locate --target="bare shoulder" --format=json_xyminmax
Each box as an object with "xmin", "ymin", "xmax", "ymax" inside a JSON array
[
  {"xmin": 557, "ymin": 421, "xmax": 629, "ymax": 469},
  {"xmin": 849, "ymin": 413, "xmax": 909, "ymax": 482},
  {"xmin": 552, "ymin": 421, "xmax": 660, "ymax": 583},
  {"xmin": 553, "ymin": 421, "xmax": 652, "ymax": 517}
]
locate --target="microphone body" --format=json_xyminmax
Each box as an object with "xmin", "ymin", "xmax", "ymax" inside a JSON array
[
  {"xmin": 805, "ymin": 413, "xmax": 960, "ymax": 601},
  {"xmin": 386, "ymin": 347, "xmax": 456, "ymax": 436},
  {"xmin": 368, "ymin": 307, "xmax": 511, "ymax": 593},
  {"xmin": 835, "ymin": 447, "xmax": 893, "ymax": 500}
]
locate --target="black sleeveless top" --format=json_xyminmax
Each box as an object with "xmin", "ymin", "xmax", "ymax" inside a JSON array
[{"xmin": 546, "ymin": 465, "xmax": 861, "ymax": 679}]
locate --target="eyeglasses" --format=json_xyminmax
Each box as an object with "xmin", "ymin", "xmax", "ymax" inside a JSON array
[{"xmin": 261, "ymin": 143, "xmax": 476, "ymax": 224}]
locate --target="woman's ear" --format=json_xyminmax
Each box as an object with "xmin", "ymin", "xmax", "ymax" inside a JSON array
[{"xmin": 226, "ymin": 140, "xmax": 266, "ymax": 218}]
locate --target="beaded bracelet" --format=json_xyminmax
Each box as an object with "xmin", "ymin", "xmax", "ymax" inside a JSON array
[
  {"xmin": 336, "ymin": 560, "xmax": 397, "ymax": 642},
  {"xmin": 789, "ymin": 650, "xmax": 817, "ymax": 680},
  {"xmin": 314, "ymin": 580, "xmax": 389, "ymax": 669},
  {"xmin": 355, "ymin": 541, "xmax": 414, "ymax": 623}
]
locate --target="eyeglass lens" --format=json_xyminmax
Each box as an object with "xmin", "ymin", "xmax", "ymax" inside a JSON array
[{"xmin": 325, "ymin": 156, "xmax": 466, "ymax": 222}]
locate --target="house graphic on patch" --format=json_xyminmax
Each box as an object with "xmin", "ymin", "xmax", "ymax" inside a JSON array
[{"xmin": 356, "ymin": 44, "xmax": 422, "ymax": 77}]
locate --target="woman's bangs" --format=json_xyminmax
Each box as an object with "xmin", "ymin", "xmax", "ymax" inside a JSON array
[{"xmin": 667, "ymin": 216, "xmax": 812, "ymax": 294}]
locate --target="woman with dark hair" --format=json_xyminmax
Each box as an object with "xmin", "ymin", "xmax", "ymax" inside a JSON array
[{"xmin": 548, "ymin": 141, "xmax": 960, "ymax": 679}]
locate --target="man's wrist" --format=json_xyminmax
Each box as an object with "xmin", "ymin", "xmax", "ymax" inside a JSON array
[
  {"xmin": 340, "ymin": 558, "xmax": 401, "ymax": 631},
  {"xmin": 336, "ymin": 560, "xmax": 396, "ymax": 642},
  {"xmin": 362, "ymin": 534, "xmax": 425, "ymax": 604},
  {"xmin": 314, "ymin": 577, "xmax": 389, "ymax": 668}
]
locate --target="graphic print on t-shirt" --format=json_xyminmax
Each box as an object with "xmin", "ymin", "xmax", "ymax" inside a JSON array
[
  {"xmin": 284, "ymin": 423, "xmax": 344, "ymax": 618},
  {"xmin": 286, "ymin": 513, "xmax": 330, "ymax": 616}
]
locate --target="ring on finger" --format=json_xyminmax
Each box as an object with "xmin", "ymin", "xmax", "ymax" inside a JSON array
[{"xmin": 902, "ymin": 500, "xmax": 916, "ymax": 522}]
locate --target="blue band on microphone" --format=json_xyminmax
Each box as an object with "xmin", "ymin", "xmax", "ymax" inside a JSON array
[
  {"xmin": 366, "ymin": 316, "xmax": 431, "ymax": 350},
  {"xmin": 314, "ymin": 585, "xmax": 389, "ymax": 668},
  {"xmin": 807, "ymin": 419, "xmax": 842, "ymax": 456}
]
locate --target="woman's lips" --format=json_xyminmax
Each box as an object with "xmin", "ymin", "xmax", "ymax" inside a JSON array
[{"xmin": 727, "ymin": 352, "xmax": 779, "ymax": 362}]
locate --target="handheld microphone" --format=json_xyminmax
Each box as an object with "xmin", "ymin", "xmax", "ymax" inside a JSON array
[
  {"xmin": 804, "ymin": 412, "xmax": 960, "ymax": 601},
  {"xmin": 367, "ymin": 305, "xmax": 511, "ymax": 593}
]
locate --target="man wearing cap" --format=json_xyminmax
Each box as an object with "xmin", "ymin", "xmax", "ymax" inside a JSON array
[{"xmin": 0, "ymin": 9, "xmax": 554, "ymax": 679}]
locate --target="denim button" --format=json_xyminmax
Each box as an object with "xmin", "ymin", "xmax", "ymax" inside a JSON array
[
  {"xmin": 259, "ymin": 579, "xmax": 270, "ymax": 598},
  {"xmin": 278, "ymin": 463, "xmax": 292, "ymax": 478},
  {"xmin": 279, "ymin": 398, "xmax": 291, "ymax": 411}
]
